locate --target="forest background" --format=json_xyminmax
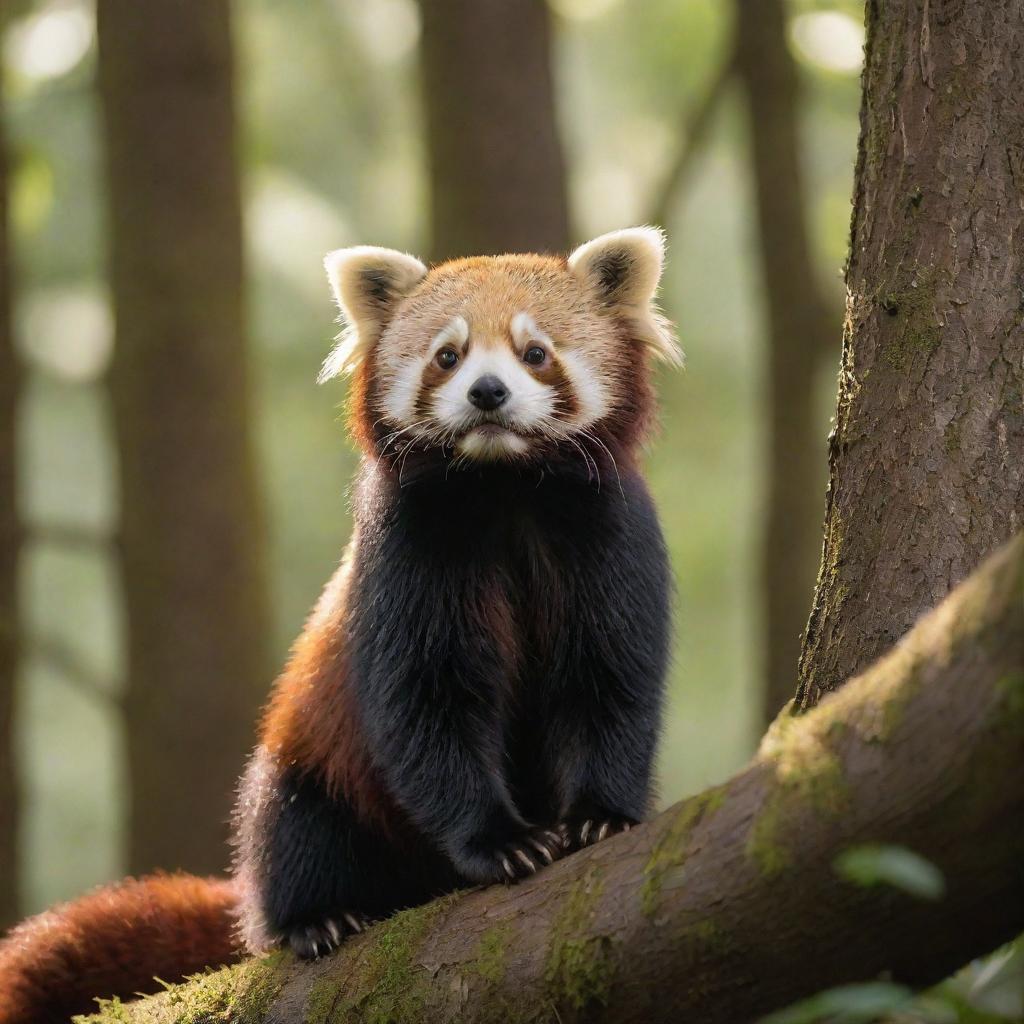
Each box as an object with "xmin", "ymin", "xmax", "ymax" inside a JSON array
[{"xmin": 0, "ymin": 0, "xmax": 862, "ymax": 918}]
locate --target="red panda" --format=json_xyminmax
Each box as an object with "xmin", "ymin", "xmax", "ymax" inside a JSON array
[{"xmin": 0, "ymin": 227, "xmax": 680, "ymax": 1019}]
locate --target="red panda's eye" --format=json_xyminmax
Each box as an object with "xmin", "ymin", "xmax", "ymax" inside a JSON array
[
  {"xmin": 436, "ymin": 348, "xmax": 459, "ymax": 370},
  {"xmin": 524, "ymin": 346, "xmax": 546, "ymax": 366}
]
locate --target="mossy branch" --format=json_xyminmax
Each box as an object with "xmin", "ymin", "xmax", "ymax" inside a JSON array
[{"xmin": 82, "ymin": 535, "xmax": 1024, "ymax": 1024}]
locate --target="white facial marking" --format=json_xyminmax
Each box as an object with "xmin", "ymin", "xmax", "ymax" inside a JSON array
[
  {"xmin": 381, "ymin": 316, "xmax": 468, "ymax": 424},
  {"xmin": 431, "ymin": 315, "xmax": 470, "ymax": 354},
  {"xmin": 558, "ymin": 348, "xmax": 610, "ymax": 426},
  {"xmin": 458, "ymin": 428, "xmax": 530, "ymax": 460},
  {"xmin": 510, "ymin": 312, "xmax": 548, "ymax": 347},
  {"xmin": 514, "ymin": 311, "xmax": 610, "ymax": 428},
  {"xmin": 432, "ymin": 339, "xmax": 553, "ymax": 435},
  {"xmin": 378, "ymin": 309, "xmax": 614, "ymax": 463}
]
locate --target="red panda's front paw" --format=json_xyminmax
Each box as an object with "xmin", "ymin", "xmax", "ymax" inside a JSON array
[
  {"xmin": 459, "ymin": 827, "xmax": 566, "ymax": 883},
  {"xmin": 558, "ymin": 816, "xmax": 636, "ymax": 851},
  {"xmin": 285, "ymin": 912, "xmax": 371, "ymax": 959},
  {"xmin": 492, "ymin": 827, "xmax": 566, "ymax": 882}
]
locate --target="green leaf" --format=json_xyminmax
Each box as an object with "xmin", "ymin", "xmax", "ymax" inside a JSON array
[
  {"xmin": 759, "ymin": 981, "xmax": 914, "ymax": 1024},
  {"xmin": 834, "ymin": 843, "xmax": 946, "ymax": 901}
]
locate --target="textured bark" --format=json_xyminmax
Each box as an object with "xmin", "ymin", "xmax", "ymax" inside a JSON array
[
  {"xmin": 735, "ymin": 0, "xmax": 837, "ymax": 725},
  {"xmin": 88, "ymin": 535, "xmax": 1024, "ymax": 1024},
  {"xmin": 0, "ymin": 60, "xmax": 20, "ymax": 929},
  {"xmin": 96, "ymin": 0, "xmax": 271, "ymax": 876},
  {"xmin": 417, "ymin": 0, "xmax": 570, "ymax": 260},
  {"xmin": 797, "ymin": 0, "xmax": 1024, "ymax": 710}
]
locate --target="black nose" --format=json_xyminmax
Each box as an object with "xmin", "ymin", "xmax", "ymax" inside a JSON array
[{"xmin": 468, "ymin": 375, "xmax": 509, "ymax": 411}]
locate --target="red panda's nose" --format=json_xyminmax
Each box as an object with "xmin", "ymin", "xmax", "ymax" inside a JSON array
[{"xmin": 468, "ymin": 375, "xmax": 510, "ymax": 411}]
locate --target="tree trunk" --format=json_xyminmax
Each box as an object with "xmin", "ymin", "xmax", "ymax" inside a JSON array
[
  {"xmin": 797, "ymin": 0, "xmax": 1024, "ymax": 711},
  {"xmin": 83, "ymin": 534, "xmax": 1024, "ymax": 1024},
  {"xmin": 417, "ymin": 0, "xmax": 571, "ymax": 260},
  {"xmin": 0, "ymin": 56, "xmax": 21, "ymax": 930},
  {"xmin": 734, "ymin": 0, "xmax": 836, "ymax": 725},
  {"xmin": 96, "ymin": 0, "xmax": 271, "ymax": 876}
]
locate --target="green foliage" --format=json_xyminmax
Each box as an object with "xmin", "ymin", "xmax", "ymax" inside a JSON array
[
  {"xmin": 759, "ymin": 982, "xmax": 914, "ymax": 1024},
  {"xmin": 763, "ymin": 939, "xmax": 1024, "ymax": 1024},
  {"xmin": 834, "ymin": 843, "xmax": 946, "ymax": 901}
]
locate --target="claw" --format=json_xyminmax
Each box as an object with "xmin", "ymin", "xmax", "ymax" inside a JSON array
[
  {"xmin": 500, "ymin": 854, "xmax": 516, "ymax": 880},
  {"xmin": 579, "ymin": 820, "xmax": 593, "ymax": 846},
  {"xmin": 528, "ymin": 837, "xmax": 554, "ymax": 863},
  {"xmin": 514, "ymin": 847, "xmax": 537, "ymax": 873},
  {"xmin": 543, "ymin": 829, "xmax": 564, "ymax": 849},
  {"xmin": 343, "ymin": 912, "xmax": 363, "ymax": 934},
  {"xmin": 596, "ymin": 821, "xmax": 610, "ymax": 843},
  {"xmin": 325, "ymin": 920, "xmax": 342, "ymax": 945}
]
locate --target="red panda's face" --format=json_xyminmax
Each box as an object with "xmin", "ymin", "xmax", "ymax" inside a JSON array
[{"xmin": 321, "ymin": 229, "xmax": 681, "ymax": 466}]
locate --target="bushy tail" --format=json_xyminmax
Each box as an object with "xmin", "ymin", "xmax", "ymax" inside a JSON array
[{"xmin": 0, "ymin": 873, "xmax": 241, "ymax": 1024}]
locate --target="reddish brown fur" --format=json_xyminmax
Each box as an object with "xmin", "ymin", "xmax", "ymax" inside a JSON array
[
  {"xmin": 258, "ymin": 557, "xmax": 402, "ymax": 833},
  {"xmin": 0, "ymin": 236, "xmax": 674, "ymax": 1016},
  {"xmin": 413, "ymin": 359, "xmax": 452, "ymax": 420},
  {"xmin": 531, "ymin": 353, "xmax": 580, "ymax": 420},
  {"xmin": 346, "ymin": 361, "xmax": 378, "ymax": 454},
  {"xmin": 349, "ymin": 254, "xmax": 613, "ymax": 450},
  {"xmin": 255, "ymin": 249, "xmax": 663, "ymax": 860},
  {"xmin": 0, "ymin": 874, "xmax": 239, "ymax": 1024}
]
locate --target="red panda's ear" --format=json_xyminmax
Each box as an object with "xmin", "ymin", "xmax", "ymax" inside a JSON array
[
  {"xmin": 319, "ymin": 246, "xmax": 428, "ymax": 380},
  {"xmin": 568, "ymin": 226, "xmax": 682, "ymax": 366}
]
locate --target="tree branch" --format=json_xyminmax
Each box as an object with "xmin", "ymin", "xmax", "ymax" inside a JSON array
[
  {"xmin": 86, "ymin": 533, "xmax": 1024, "ymax": 1024},
  {"xmin": 647, "ymin": 52, "xmax": 735, "ymax": 228}
]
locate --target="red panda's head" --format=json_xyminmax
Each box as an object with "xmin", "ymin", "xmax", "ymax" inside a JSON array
[{"xmin": 321, "ymin": 228, "xmax": 681, "ymax": 471}]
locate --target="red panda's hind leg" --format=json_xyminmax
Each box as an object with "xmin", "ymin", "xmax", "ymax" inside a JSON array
[
  {"xmin": 286, "ymin": 911, "xmax": 372, "ymax": 960},
  {"xmin": 234, "ymin": 748, "xmax": 461, "ymax": 958}
]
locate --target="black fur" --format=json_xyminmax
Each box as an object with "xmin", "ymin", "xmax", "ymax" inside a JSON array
[
  {"xmin": 594, "ymin": 250, "xmax": 633, "ymax": 299},
  {"xmin": 360, "ymin": 267, "xmax": 394, "ymax": 307},
  {"xmin": 239, "ymin": 455, "xmax": 671, "ymax": 955}
]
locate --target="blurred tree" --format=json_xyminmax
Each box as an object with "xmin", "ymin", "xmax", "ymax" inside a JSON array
[
  {"xmin": 96, "ymin": 0, "xmax": 271, "ymax": 875},
  {"xmin": 797, "ymin": 0, "xmax": 1024, "ymax": 711},
  {"xmin": 417, "ymin": 0, "xmax": 570, "ymax": 259},
  {"xmin": 734, "ymin": 0, "xmax": 834, "ymax": 727},
  {"xmin": 0, "ymin": 55, "xmax": 21, "ymax": 928},
  {"xmin": 648, "ymin": 55, "xmax": 735, "ymax": 230}
]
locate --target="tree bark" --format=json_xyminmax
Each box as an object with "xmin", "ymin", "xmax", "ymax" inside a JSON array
[
  {"xmin": 797, "ymin": 0, "xmax": 1024, "ymax": 711},
  {"xmin": 734, "ymin": 0, "xmax": 836, "ymax": 726},
  {"xmin": 0, "ymin": 54, "xmax": 21, "ymax": 930},
  {"xmin": 417, "ymin": 0, "xmax": 571, "ymax": 260},
  {"xmin": 96, "ymin": 0, "xmax": 272, "ymax": 876},
  {"xmin": 85, "ymin": 533, "xmax": 1024, "ymax": 1024}
]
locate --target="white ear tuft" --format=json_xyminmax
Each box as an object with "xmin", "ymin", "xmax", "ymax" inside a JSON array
[
  {"xmin": 568, "ymin": 226, "xmax": 682, "ymax": 365},
  {"xmin": 319, "ymin": 246, "xmax": 427, "ymax": 380}
]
